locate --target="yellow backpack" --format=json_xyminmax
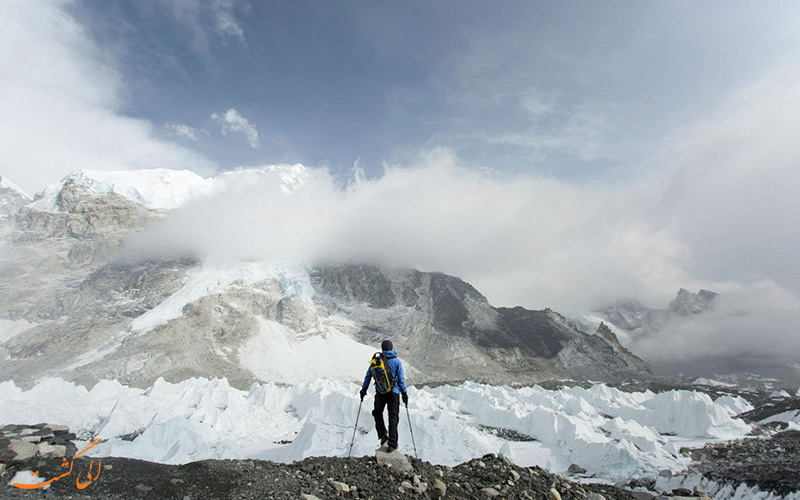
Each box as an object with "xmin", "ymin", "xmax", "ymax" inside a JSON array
[{"xmin": 369, "ymin": 352, "xmax": 395, "ymax": 394}]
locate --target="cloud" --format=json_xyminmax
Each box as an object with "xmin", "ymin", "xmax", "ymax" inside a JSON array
[
  {"xmin": 0, "ymin": 0, "xmax": 215, "ymax": 195},
  {"xmin": 211, "ymin": 108, "xmax": 260, "ymax": 148},
  {"xmin": 630, "ymin": 281, "xmax": 800, "ymax": 380},
  {"xmin": 123, "ymin": 149, "xmax": 691, "ymax": 313},
  {"xmin": 123, "ymin": 68, "xmax": 800, "ymax": 375},
  {"xmin": 486, "ymin": 102, "xmax": 614, "ymax": 162},
  {"xmin": 165, "ymin": 123, "xmax": 208, "ymax": 143},
  {"xmin": 162, "ymin": 0, "xmax": 249, "ymax": 49}
]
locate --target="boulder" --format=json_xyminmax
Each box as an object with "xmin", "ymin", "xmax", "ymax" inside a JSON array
[
  {"xmin": 375, "ymin": 448, "xmax": 413, "ymax": 474},
  {"xmin": 550, "ymin": 489, "xmax": 563, "ymax": 500},
  {"xmin": 586, "ymin": 494, "xmax": 606, "ymax": 500},
  {"xmin": 9, "ymin": 439, "xmax": 37, "ymax": 462},
  {"xmin": 330, "ymin": 481, "xmax": 350, "ymax": 493},
  {"xmin": 568, "ymin": 463, "xmax": 587, "ymax": 475},
  {"xmin": 630, "ymin": 491, "xmax": 657, "ymax": 500},
  {"xmin": 432, "ymin": 478, "xmax": 447, "ymax": 498},
  {"xmin": 481, "ymin": 487, "xmax": 499, "ymax": 497}
]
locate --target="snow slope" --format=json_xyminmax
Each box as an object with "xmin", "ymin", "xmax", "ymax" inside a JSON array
[
  {"xmin": 0, "ymin": 377, "xmax": 752, "ymax": 484},
  {"xmin": 0, "ymin": 175, "xmax": 30, "ymax": 200},
  {"xmin": 26, "ymin": 165, "xmax": 308, "ymax": 213}
]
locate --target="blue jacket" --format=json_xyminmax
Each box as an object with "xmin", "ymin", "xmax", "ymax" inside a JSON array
[{"xmin": 362, "ymin": 350, "xmax": 407, "ymax": 395}]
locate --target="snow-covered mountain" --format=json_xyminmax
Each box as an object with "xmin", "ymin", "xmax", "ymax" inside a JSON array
[
  {"xmin": 0, "ymin": 175, "xmax": 31, "ymax": 220},
  {"xmin": 591, "ymin": 288, "xmax": 718, "ymax": 340},
  {"xmin": 0, "ymin": 168, "xmax": 652, "ymax": 390}
]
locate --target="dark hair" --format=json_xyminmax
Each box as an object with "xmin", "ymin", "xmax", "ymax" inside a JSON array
[{"xmin": 381, "ymin": 340, "xmax": 393, "ymax": 351}]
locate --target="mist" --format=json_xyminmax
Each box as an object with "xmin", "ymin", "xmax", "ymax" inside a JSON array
[{"xmin": 121, "ymin": 70, "xmax": 800, "ymax": 372}]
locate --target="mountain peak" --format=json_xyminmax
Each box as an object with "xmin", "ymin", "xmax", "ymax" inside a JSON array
[
  {"xmin": 0, "ymin": 174, "xmax": 32, "ymax": 218},
  {"xmin": 669, "ymin": 288, "xmax": 718, "ymax": 316}
]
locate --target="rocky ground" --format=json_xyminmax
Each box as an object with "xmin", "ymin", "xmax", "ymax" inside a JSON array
[
  {"xmin": 686, "ymin": 430, "xmax": 800, "ymax": 497},
  {"xmin": 2, "ymin": 450, "xmax": 647, "ymax": 500}
]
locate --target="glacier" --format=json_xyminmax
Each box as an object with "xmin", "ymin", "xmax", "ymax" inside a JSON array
[{"xmin": 0, "ymin": 376, "xmax": 752, "ymax": 484}]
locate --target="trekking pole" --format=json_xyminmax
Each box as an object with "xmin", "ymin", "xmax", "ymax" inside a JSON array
[
  {"xmin": 348, "ymin": 398, "xmax": 364, "ymax": 458},
  {"xmin": 405, "ymin": 402, "xmax": 418, "ymax": 460}
]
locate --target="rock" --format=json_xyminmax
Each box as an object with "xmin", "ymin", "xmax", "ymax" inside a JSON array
[
  {"xmin": 104, "ymin": 464, "xmax": 113, "ymax": 470},
  {"xmin": 550, "ymin": 489, "xmax": 563, "ymax": 500},
  {"xmin": 398, "ymin": 486, "xmax": 406, "ymax": 493},
  {"xmin": 630, "ymin": 491, "xmax": 657, "ymax": 500},
  {"xmin": 568, "ymin": 463, "xmax": 587, "ymax": 475},
  {"xmin": 419, "ymin": 482, "xmax": 428, "ymax": 493},
  {"xmin": 302, "ymin": 495, "xmax": 323, "ymax": 500},
  {"xmin": 586, "ymin": 494, "xmax": 606, "ymax": 500},
  {"xmin": 0, "ymin": 464, "xmax": 5, "ymax": 474},
  {"xmin": 1, "ymin": 447, "xmax": 17, "ymax": 464},
  {"xmin": 375, "ymin": 448, "xmax": 413, "ymax": 474},
  {"xmin": 401, "ymin": 481, "xmax": 413, "ymax": 489},
  {"xmin": 432, "ymin": 478, "xmax": 447, "ymax": 498},
  {"xmin": 658, "ymin": 469, "xmax": 672, "ymax": 478},
  {"xmin": 412, "ymin": 474, "xmax": 421, "ymax": 486},
  {"xmin": 49, "ymin": 425, "xmax": 70, "ymax": 433},
  {"xmin": 330, "ymin": 481, "xmax": 351, "ymax": 493},
  {"xmin": 8, "ymin": 439, "xmax": 37, "ymax": 462},
  {"xmin": 693, "ymin": 485, "xmax": 707, "ymax": 496},
  {"xmin": 171, "ymin": 478, "xmax": 185, "ymax": 484},
  {"xmin": 510, "ymin": 470, "xmax": 520, "ymax": 481},
  {"xmin": 50, "ymin": 445, "xmax": 66, "ymax": 458},
  {"xmin": 135, "ymin": 484, "xmax": 153, "ymax": 492},
  {"xmin": 481, "ymin": 487, "xmax": 500, "ymax": 497},
  {"xmin": 476, "ymin": 460, "xmax": 487, "ymax": 468},
  {"xmin": 20, "ymin": 435, "xmax": 41, "ymax": 443},
  {"xmin": 37, "ymin": 441, "xmax": 56, "ymax": 457},
  {"xmin": 690, "ymin": 450, "xmax": 708, "ymax": 462},
  {"xmin": 672, "ymin": 488, "xmax": 692, "ymax": 496}
]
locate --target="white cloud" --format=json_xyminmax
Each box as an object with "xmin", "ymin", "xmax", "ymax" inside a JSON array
[
  {"xmin": 211, "ymin": 108, "xmax": 260, "ymax": 149},
  {"xmin": 211, "ymin": 0, "xmax": 247, "ymax": 43},
  {"xmin": 0, "ymin": 0, "xmax": 215, "ymax": 195},
  {"xmin": 486, "ymin": 105, "xmax": 613, "ymax": 162},
  {"xmin": 124, "ymin": 148, "xmax": 691, "ymax": 313},
  {"xmin": 165, "ymin": 123, "xmax": 208, "ymax": 143},
  {"xmin": 164, "ymin": 0, "xmax": 249, "ymax": 49}
]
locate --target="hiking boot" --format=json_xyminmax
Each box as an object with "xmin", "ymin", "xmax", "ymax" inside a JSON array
[
  {"xmin": 380, "ymin": 434, "xmax": 388, "ymax": 446},
  {"xmin": 386, "ymin": 445, "xmax": 397, "ymax": 453}
]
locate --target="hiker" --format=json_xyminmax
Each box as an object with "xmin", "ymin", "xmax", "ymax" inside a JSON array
[{"xmin": 360, "ymin": 339, "xmax": 408, "ymax": 452}]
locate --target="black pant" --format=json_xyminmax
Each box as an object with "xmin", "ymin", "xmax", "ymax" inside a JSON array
[{"xmin": 372, "ymin": 392, "xmax": 400, "ymax": 448}]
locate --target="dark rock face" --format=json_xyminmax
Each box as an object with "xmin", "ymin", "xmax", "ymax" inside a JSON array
[
  {"xmin": 310, "ymin": 264, "xmax": 654, "ymax": 384},
  {"xmin": 493, "ymin": 307, "xmax": 573, "ymax": 358}
]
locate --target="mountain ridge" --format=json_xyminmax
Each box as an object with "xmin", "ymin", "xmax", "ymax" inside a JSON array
[{"xmin": 0, "ymin": 168, "xmax": 654, "ymax": 390}]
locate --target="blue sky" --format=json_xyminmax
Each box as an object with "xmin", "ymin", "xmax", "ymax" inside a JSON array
[{"xmin": 41, "ymin": 0, "xmax": 798, "ymax": 182}]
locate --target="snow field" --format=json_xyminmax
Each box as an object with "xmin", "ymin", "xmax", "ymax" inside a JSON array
[{"xmin": 0, "ymin": 377, "xmax": 753, "ymax": 483}]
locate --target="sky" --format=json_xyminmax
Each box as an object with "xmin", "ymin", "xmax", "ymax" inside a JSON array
[{"xmin": 2, "ymin": 0, "xmax": 800, "ymax": 369}]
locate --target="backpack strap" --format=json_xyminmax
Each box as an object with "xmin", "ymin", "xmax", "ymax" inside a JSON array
[{"xmin": 384, "ymin": 353, "xmax": 395, "ymax": 389}]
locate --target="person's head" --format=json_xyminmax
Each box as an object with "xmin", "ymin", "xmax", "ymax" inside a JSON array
[{"xmin": 381, "ymin": 339, "xmax": 393, "ymax": 352}]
